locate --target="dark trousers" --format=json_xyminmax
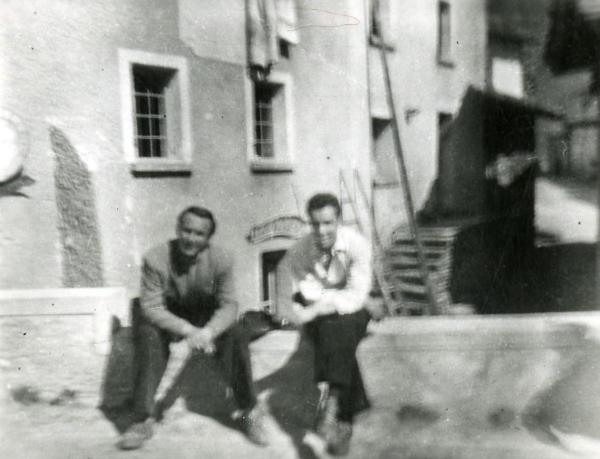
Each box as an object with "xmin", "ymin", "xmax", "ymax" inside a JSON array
[
  {"xmin": 304, "ymin": 308, "xmax": 371, "ymax": 422},
  {"xmin": 131, "ymin": 320, "xmax": 257, "ymax": 422}
]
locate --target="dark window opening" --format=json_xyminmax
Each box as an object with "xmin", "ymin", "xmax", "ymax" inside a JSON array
[
  {"xmin": 278, "ymin": 39, "xmax": 290, "ymax": 59},
  {"xmin": 261, "ymin": 250, "xmax": 288, "ymax": 315},
  {"xmin": 437, "ymin": 1, "xmax": 451, "ymax": 64},
  {"xmin": 254, "ymin": 83, "xmax": 279, "ymax": 158},
  {"xmin": 133, "ymin": 64, "xmax": 176, "ymax": 158}
]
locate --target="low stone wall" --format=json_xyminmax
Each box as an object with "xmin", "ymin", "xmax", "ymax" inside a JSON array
[
  {"xmin": 359, "ymin": 313, "xmax": 600, "ymax": 447},
  {"xmin": 0, "ymin": 287, "xmax": 129, "ymax": 354}
]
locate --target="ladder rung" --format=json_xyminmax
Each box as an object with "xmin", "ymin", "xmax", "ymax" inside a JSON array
[
  {"xmin": 391, "ymin": 268, "xmax": 436, "ymax": 280},
  {"xmin": 393, "ymin": 281, "xmax": 427, "ymax": 295},
  {"xmin": 388, "ymin": 245, "xmax": 448, "ymax": 257}
]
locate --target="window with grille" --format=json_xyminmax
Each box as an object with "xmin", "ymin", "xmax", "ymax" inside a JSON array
[
  {"xmin": 119, "ymin": 49, "xmax": 192, "ymax": 173},
  {"xmin": 247, "ymin": 71, "xmax": 293, "ymax": 172},
  {"xmin": 132, "ymin": 65, "xmax": 176, "ymax": 158},
  {"xmin": 437, "ymin": 1, "xmax": 452, "ymax": 65},
  {"xmin": 254, "ymin": 83, "xmax": 278, "ymax": 158}
]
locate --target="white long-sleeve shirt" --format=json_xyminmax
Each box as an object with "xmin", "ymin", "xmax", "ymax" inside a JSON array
[{"xmin": 285, "ymin": 226, "xmax": 372, "ymax": 315}]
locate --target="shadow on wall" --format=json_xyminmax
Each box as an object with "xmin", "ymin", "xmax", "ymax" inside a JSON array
[
  {"xmin": 50, "ymin": 126, "xmax": 103, "ymax": 287},
  {"xmin": 451, "ymin": 235, "xmax": 597, "ymax": 314}
]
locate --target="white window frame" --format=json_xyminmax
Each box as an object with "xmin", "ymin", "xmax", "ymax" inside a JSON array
[
  {"xmin": 119, "ymin": 49, "xmax": 193, "ymax": 173},
  {"xmin": 246, "ymin": 70, "xmax": 295, "ymax": 172}
]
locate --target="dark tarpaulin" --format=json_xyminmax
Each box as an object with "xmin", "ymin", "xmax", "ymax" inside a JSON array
[{"xmin": 544, "ymin": 0, "xmax": 600, "ymax": 89}]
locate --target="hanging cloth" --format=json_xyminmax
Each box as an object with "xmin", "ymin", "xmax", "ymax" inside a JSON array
[
  {"xmin": 246, "ymin": 0, "xmax": 298, "ymax": 81},
  {"xmin": 246, "ymin": 0, "xmax": 279, "ymax": 81}
]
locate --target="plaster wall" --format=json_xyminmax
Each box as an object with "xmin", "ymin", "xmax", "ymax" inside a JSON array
[
  {"xmin": 369, "ymin": 0, "xmax": 487, "ymax": 237},
  {"xmin": 1, "ymin": 0, "xmax": 371, "ymax": 313}
]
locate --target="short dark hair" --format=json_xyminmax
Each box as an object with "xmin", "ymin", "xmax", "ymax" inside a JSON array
[
  {"xmin": 177, "ymin": 206, "xmax": 217, "ymax": 236},
  {"xmin": 306, "ymin": 193, "xmax": 341, "ymax": 218}
]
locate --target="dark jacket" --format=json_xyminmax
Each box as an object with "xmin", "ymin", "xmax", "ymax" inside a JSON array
[{"xmin": 140, "ymin": 240, "xmax": 238, "ymax": 338}]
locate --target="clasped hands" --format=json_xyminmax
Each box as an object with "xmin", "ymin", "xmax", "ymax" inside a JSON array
[
  {"xmin": 184, "ymin": 326, "xmax": 215, "ymax": 355},
  {"xmin": 290, "ymin": 276, "xmax": 337, "ymax": 325}
]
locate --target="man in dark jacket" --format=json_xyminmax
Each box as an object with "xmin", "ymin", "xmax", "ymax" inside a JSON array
[{"xmin": 117, "ymin": 206, "xmax": 271, "ymax": 450}]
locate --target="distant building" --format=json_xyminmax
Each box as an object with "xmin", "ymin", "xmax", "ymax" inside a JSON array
[
  {"xmin": 526, "ymin": 0, "xmax": 600, "ymax": 179},
  {"xmin": 368, "ymin": 0, "xmax": 488, "ymax": 242}
]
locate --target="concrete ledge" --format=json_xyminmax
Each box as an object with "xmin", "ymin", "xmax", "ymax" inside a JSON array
[
  {"xmin": 0, "ymin": 287, "xmax": 129, "ymax": 354},
  {"xmin": 250, "ymin": 311, "xmax": 600, "ymax": 354},
  {"xmin": 356, "ymin": 312, "xmax": 600, "ymax": 450},
  {"xmin": 250, "ymin": 312, "xmax": 600, "ymax": 452},
  {"xmin": 367, "ymin": 312, "xmax": 600, "ymax": 349}
]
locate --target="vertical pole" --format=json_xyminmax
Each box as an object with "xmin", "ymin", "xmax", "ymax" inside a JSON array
[
  {"xmin": 374, "ymin": 5, "xmax": 442, "ymax": 314},
  {"xmin": 596, "ymin": 58, "xmax": 600, "ymax": 309}
]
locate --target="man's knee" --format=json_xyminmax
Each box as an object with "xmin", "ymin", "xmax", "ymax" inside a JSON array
[
  {"xmin": 311, "ymin": 318, "xmax": 366, "ymax": 357},
  {"xmin": 219, "ymin": 321, "xmax": 250, "ymax": 345},
  {"xmin": 135, "ymin": 321, "xmax": 167, "ymax": 348},
  {"xmin": 316, "ymin": 313, "xmax": 367, "ymax": 339}
]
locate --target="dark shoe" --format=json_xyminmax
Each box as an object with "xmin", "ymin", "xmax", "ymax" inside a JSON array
[
  {"xmin": 243, "ymin": 401, "xmax": 273, "ymax": 446},
  {"xmin": 327, "ymin": 421, "xmax": 353, "ymax": 456},
  {"xmin": 315, "ymin": 393, "xmax": 339, "ymax": 444},
  {"xmin": 116, "ymin": 419, "xmax": 154, "ymax": 450}
]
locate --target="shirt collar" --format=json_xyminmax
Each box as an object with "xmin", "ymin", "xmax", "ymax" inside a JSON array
[{"xmin": 310, "ymin": 226, "xmax": 349, "ymax": 256}]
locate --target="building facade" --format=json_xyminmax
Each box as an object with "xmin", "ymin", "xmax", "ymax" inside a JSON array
[
  {"xmin": 0, "ymin": 0, "xmax": 491, "ymax": 317},
  {"xmin": 368, "ymin": 0, "xmax": 487, "ymax": 242}
]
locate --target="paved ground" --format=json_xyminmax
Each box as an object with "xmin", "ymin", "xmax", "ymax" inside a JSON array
[
  {"xmin": 536, "ymin": 176, "xmax": 597, "ymax": 244},
  {"xmin": 1, "ymin": 315, "xmax": 597, "ymax": 459}
]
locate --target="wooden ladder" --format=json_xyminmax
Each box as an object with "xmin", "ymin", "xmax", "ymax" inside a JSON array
[{"xmin": 339, "ymin": 170, "xmax": 398, "ymax": 316}]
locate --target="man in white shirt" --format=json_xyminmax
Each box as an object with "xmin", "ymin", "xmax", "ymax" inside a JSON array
[{"xmin": 285, "ymin": 193, "xmax": 372, "ymax": 456}]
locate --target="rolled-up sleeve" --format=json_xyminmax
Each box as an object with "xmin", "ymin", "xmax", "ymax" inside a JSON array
[
  {"xmin": 322, "ymin": 231, "xmax": 372, "ymax": 315},
  {"xmin": 140, "ymin": 257, "xmax": 194, "ymax": 337}
]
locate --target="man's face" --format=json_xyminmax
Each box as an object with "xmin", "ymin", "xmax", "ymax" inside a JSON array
[
  {"xmin": 309, "ymin": 205, "xmax": 340, "ymax": 252},
  {"xmin": 176, "ymin": 212, "xmax": 213, "ymax": 258}
]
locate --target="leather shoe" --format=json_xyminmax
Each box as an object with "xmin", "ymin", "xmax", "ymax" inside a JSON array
[
  {"xmin": 116, "ymin": 419, "xmax": 154, "ymax": 450},
  {"xmin": 327, "ymin": 421, "xmax": 353, "ymax": 456},
  {"xmin": 243, "ymin": 401, "xmax": 273, "ymax": 446}
]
